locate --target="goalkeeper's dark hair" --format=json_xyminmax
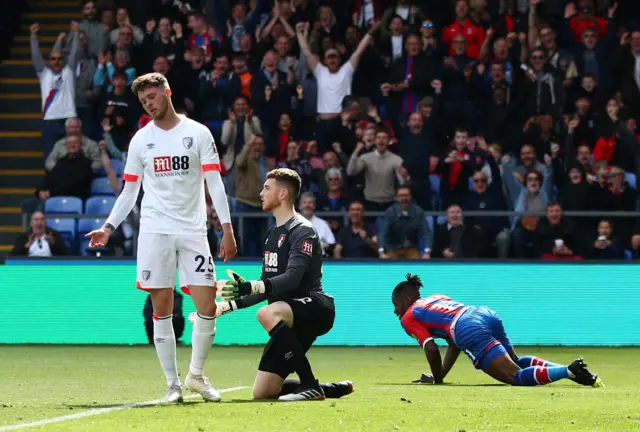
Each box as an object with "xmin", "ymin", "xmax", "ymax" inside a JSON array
[{"xmin": 392, "ymin": 273, "xmax": 423, "ymax": 298}]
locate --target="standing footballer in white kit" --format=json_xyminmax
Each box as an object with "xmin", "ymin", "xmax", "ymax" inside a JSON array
[{"xmin": 85, "ymin": 72, "xmax": 237, "ymax": 403}]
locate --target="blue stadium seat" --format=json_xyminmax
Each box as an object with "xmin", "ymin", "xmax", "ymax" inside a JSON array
[
  {"xmin": 44, "ymin": 196, "xmax": 83, "ymax": 214},
  {"xmin": 625, "ymin": 172, "xmax": 637, "ymax": 189},
  {"xmin": 46, "ymin": 218, "xmax": 76, "ymax": 243},
  {"xmin": 110, "ymin": 159, "xmax": 123, "ymax": 176},
  {"xmin": 77, "ymin": 218, "xmax": 106, "ymax": 238},
  {"xmin": 468, "ymin": 177, "xmax": 474, "ymax": 191},
  {"xmin": 85, "ymin": 196, "xmax": 116, "ymax": 214},
  {"xmin": 79, "ymin": 239, "xmax": 93, "ymax": 256},
  {"xmin": 624, "ymin": 249, "xmax": 633, "ymax": 260},
  {"xmin": 91, "ymin": 177, "xmax": 117, "ymax": 195}
]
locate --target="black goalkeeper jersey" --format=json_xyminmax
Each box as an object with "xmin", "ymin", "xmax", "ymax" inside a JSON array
[{"xmin": 261, "ymin": 213, "xmax": 324, "ymax": 301}]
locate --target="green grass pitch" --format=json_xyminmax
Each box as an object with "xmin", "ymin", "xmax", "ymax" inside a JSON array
[{"xmin": 1, "ymin": 346, "xmax": 639, "ymax": 431}]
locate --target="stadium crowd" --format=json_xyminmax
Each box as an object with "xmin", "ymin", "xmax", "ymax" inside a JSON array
[{"xmin": 13, "ymin": 0, "xmax": 640, "ymax": 260}]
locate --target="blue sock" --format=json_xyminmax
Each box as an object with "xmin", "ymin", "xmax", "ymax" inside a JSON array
[
  {"xmin": 516, "ymin": 355, "xmax": 563, "ymax": 369},
  {"xmin": 513, "ymin": 366, "xmax": 570, "ymax": 386}
]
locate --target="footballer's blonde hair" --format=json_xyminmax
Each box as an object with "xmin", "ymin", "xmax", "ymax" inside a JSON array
[{"xmin": 131, "ymin": 72, "xmax": 170, "ymax": 96}]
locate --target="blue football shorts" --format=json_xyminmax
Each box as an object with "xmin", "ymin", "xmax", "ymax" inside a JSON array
[{"xmin": 453, "ymin": 306, "xmax": 513, "ymax": 370}]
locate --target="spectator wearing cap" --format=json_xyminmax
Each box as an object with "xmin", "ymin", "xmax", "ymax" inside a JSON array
[
  {"xmin": 442, "ymin": 0, "xmax": 486, "ymax": 59},
  {"xmin": 31, "ymin": 22, "xmax": 80, "ymax": 157},
  {"xmin": 334, "ymin": 201, "xmax": 378, "ymax": 258},
  {"xmin": 36, "ymin": 133, "xmax": 94, "ymax": 202},
  {"xmin": 432, "ymin": 204, "xmax": 479, "ymax": 259},
  {"xmin": 10, "ymin": 211, "xmax": 68, "ymax": 257},
  {"xmin": 379, "ymin": 186, "xmax": 431, "ymax": 259},
  {"xmin": 347, "ymin": 129, "xmax": 408, "ymax": 212},
  {"xmin": 296, "ymin": 20, "xmax": 379, "ymax": 153},
  {"xmin": 46, "ymin": 117, "xmax": 102, "ymax": 172}
]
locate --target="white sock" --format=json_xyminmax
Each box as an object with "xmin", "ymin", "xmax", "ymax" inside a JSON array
[
  {"xmin": 189, "ymin": 314, "xmax": 216, "ymax": 376},
  {"xmin": 153, "ymin": 314, "xmax": 180, "ymax": 387}
]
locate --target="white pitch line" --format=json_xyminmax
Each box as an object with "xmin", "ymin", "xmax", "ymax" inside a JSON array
[{"xmin": 0, "ymin": 386, "xmax": 248, "ymax": 431}]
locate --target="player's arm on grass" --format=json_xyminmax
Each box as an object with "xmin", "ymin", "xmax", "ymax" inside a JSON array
[
  {"xmin": 401, "ymin": 312, "xmax": 445, "ymax": 384},
  {"xmin": 200, "ymin": 127, "xmax": 236, "ymax": 261},
  {"xmin": 441, "ymin": 340, "xmax": 461, "ymax": 380}
]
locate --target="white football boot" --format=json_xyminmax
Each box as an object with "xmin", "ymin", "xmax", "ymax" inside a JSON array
[{"xmin": 184, "ymin": 373, "xmax": 222, "ymax": 402}]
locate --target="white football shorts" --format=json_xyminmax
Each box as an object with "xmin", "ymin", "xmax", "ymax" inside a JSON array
[{"xmin": 135, "ymin": 233, "xmax": 216, "ymax": 291}]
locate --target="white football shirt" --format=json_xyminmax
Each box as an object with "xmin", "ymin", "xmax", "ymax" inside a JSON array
[
  {"xmin": 38, "ymin": 66, "xmax": 77, "ymax": 120},
  {"xmin": 122, "ymin": 115, "xmax": 221, "ymax": 235}
]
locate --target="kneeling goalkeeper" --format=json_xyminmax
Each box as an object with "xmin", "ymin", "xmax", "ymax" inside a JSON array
[{"xmin": 216, "ymin": 168, "xmax": 353, "ymax": 401}]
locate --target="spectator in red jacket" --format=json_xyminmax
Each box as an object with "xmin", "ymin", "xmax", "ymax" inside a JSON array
[
  {"xmin": 566, "ymin": 0, "xmax": 608, "ymax": 43},
  {"xmin": 443, "ymin": 0, "xmax": 486, "ymax": 59}
]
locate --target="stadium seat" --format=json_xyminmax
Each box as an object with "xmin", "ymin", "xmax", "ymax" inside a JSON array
[
  {"xmin": 44, "ymin": 196, "xmax": 83, "ymax": 214},
  {"xmin": 468, "ymin": 177, "xmax": 474, "ymax": 191},
  {"xmin": 625, "ymin": 172, "xmax": 637, "ymax": 189},
  {"xmin": 85, "ymin": 196, "xmax": 116, "ymax": 214},
  {"xmin": 46, "ymin": 218, "xmax": 76, "ymax": 243},
  {"xmin": 425, "ymin": 215, "xmax": 434, "ymax": 234},
  {"xmin": 624, "ymin": 249, "xmax": 633, "ymax": 260},
  {"xmin": 91, "ymin": 177, "xmax": 117, "ymax": 195},
  {"xmin": 77, "ymin": 218, "xmax": 106, "ymax": 238},
  {"xmin": 429, "ymin": 174, "xmax": 441, "ymax": 210}
]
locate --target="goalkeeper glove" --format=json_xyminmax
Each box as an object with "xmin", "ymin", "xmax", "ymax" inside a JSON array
[{"xmin": 216, "ymin": 269, "xmax": 266, "ymax": 301}]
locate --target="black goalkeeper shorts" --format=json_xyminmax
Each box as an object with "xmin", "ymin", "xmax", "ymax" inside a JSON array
[{"xmin": 258, "ymin": 291, "xmax": 335, "ymax": 378}]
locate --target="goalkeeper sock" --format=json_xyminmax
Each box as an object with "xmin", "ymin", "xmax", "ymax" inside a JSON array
[
  {"xmin": 153, "ymin": 314, "xmax": 180, "ymax": 386},
  {"xmin": 279, "ymin": 379, "xmax": 350, "ymax": 398},
  {"xmin": 516, "ymin": 355, "xmax": 563, "ymax": 369},
  {"xmin": 189, "ymin": 313, "xmax": 216, "ymax": 376},
  {"xmin": 269, "ymin": 321, "xmax": 316, "ymax": 386},
  {"xmin": 513, "ymin": 366, "xmax": 570, "ymax": 386}
]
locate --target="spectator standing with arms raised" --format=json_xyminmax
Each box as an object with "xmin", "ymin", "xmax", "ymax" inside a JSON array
[
  {"xmin": 296, "ymin": 20, "xmax": 380, "ymax": 153},
  {"xmin": 31, "ymin": 22, "xmax": 80, "ymax": 156}
]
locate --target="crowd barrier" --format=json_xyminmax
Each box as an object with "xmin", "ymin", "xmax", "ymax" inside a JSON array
[{"xmin": 1, "ymin": 259, "xmax": 639, "ymax": 346}]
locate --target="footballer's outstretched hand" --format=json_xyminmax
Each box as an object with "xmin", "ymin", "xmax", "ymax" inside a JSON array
[
  {"xmin": 85, "ymin": 224, "xmax": 113, "ymax": 248},
  {"xmin": 411, "ymin": 373, "xmax": 435, "ymax": 384},
  {"xmin": 217, "ymin": 269, "xmax": 267, "ymax": 300}
]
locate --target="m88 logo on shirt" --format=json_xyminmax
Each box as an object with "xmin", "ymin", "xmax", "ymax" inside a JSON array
[
  {"xmin": 153, "ymin": 156, "xmax": 190, "ymax": 177},
  {"xmin": 264, "ymin": 251, "xmax": 278, "ymax": 272}
]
